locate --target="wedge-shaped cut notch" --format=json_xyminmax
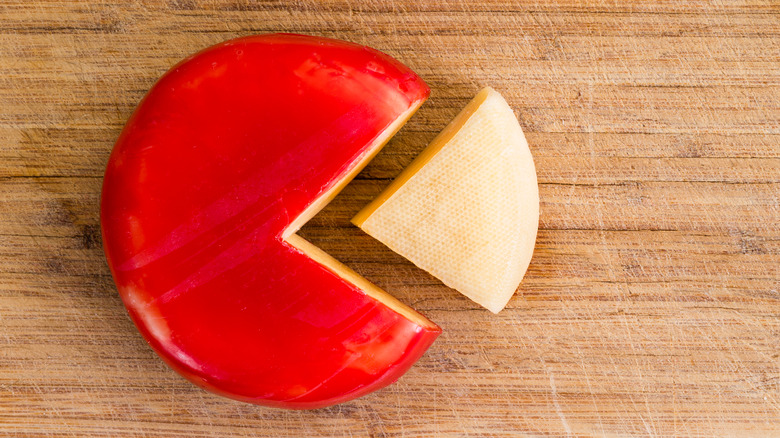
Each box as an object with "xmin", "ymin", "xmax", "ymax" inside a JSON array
[{"xmin": 353, "ymin": 87, "xmax": 539, "ymax": 313}]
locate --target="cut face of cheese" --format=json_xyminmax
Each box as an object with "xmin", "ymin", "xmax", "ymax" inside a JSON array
[{"xmin": 353, "ymin": 87, "xmax": 539, "ymax": 313}]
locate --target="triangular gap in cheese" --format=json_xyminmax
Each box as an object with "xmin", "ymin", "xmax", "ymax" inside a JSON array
[{"xmin": 283, "ymin": 101, "xmax": 437, "ymax": 329}]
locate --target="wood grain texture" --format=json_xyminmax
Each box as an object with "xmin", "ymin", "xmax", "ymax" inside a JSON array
[{"xmin": 1, "ymin": 0, "xmax": 778, "ymax": 436}]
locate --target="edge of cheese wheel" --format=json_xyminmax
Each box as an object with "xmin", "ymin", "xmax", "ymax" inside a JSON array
[{"xmin": 352, "ymin": 87, "xmax": 539, "ymax": 313}]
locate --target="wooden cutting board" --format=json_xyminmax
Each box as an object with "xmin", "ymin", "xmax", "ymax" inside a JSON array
[{"xmin": 1, "ymin": 1, "xmax": 778, "ymax": 436}]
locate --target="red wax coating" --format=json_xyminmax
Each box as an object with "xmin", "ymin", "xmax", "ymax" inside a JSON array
[{"xmin": 101, "ymin": 34, "xmax": 440, "ymax": 409}]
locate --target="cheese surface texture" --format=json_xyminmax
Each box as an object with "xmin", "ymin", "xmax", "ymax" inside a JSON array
[{"xmin": 353, "ymin": 87, "xmax": 539, "ymax": 313}]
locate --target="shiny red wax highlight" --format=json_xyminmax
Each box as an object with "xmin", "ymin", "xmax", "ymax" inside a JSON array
[{"xmin": 101, "ymin": 34, "xmax": 439, "ymax": 409}]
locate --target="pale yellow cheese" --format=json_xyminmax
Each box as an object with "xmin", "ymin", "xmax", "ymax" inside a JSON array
[{"xmin": 353, "ymin": 87, "xmax": 539, "ymax": 313}]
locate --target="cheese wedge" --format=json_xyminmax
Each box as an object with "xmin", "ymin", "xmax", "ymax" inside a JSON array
[{"xmin": 352, "ymin": 87, "xmax": 539, "ymax": 313}]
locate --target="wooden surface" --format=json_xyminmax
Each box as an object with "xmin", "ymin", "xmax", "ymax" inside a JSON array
[{"xmin": 1, "ymin": 1, "xmax": 778, "ymax": 436}]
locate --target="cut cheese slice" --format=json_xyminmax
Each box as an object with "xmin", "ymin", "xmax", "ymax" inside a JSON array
[{"xmin": 352, "ymin": 87, "xmax": 539, "ymax": 313}]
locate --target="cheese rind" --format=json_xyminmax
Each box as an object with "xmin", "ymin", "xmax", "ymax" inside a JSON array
[
  {"xmin": 101, "ymin": 34, "xmax": 441, "ymax": 409},
  {"xmin": 353, "ymin": 87, "xmax": 539, "ymax": 313}
]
